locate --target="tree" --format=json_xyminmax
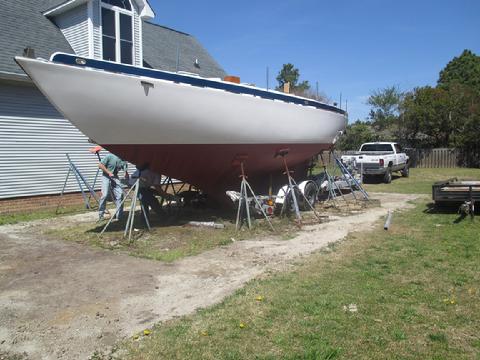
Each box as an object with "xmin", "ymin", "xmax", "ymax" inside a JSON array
[
  {"xmin": 276, "ymin": 63, "xmax": 310, "ymax": 95},
  {"xmin": 400, "ymin": 83, "xmax": 479, "ymax": 148},
  {"xmin": 400, "ymin": 86, "xmax": 451, "ymax": 147},
  {"xmin": 336, "ymin": 120, "xmax": 377, "ymax": 150},
  {"xmin": 367, "ymin": 86, "xmax": 403, "ymax": 132},
  {"xmin": 438, "ymin": 49, "xmax": 480, "ymax": 94},
  {"xmin": 457, "ymin": 111, "xmax": 480, "ymax": 167}
]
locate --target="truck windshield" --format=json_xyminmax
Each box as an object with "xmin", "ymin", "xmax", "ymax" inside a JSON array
[{"xmin": 360, "ymin": 144, "xmax": 393, "ymax": 152}]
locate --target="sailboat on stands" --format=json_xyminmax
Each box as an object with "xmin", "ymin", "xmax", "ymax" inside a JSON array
[{"xmin": 16, "ymin": 53, "xmax": 347, "ymax": 204}]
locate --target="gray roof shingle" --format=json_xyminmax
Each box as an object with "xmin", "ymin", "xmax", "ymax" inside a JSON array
[
  {"xmin": 142, "ymin": 22, "xmax": 226, "ymax": 78},
  {"xmin": 0, "ymin": 0, "xmax": 73, "ymax": 75},
  {"xmin": 1, "ymin": 0, "xmax": 225, "ymax": 79}
]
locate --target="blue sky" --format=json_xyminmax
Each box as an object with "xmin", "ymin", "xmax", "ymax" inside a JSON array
[{"xmin": 148, "ymin": 0, "xmax": 480, "ymax": 121}]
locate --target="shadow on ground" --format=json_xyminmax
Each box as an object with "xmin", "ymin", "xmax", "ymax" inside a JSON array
[
  {"xmin": 363, "ymin": 174, "xmax": 402, "ymax": 184},
  {"xmin": 87, "ymin": 206, "xmax": 238, "ymax": 234},
  {"xmin": 423, "ymin": 202, "xmax": 477, "ymax": 223}
]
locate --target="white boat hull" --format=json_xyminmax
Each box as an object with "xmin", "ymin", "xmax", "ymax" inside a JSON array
[
  {"xmin": 16, "ymin": 55, "xmax": 347, "ymax": 202},
  {"xmin": 16, "ymin": 57, "xmax": 347, "ymax": 145}
]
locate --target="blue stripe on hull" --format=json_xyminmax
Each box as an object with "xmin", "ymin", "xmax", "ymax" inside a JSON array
[{"xmin": 51, "ymin": 53, "xmax": 346, "ymax": 116}]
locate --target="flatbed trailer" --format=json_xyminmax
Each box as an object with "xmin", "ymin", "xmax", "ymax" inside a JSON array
[{"xmin": 432, "ymin": 178, "xmax": 480, "ymax": 217}]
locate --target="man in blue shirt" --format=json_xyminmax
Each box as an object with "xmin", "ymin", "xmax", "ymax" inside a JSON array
[{"xmin": 98, "ymin": 153, "xmax": 128, "ymax": 221}]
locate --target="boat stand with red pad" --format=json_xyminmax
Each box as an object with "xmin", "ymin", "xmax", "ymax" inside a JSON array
[
  {"xmin": 233, "ymin": 156, "xmax": 275, "ymax": 232},
  {"xmin": 276, "ymin": 149, "xmax": 322, "ymax": 225}
]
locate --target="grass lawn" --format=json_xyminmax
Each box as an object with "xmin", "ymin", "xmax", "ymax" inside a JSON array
[
  {"xmin": 119, "ymin": 197, "xmax": 480, "ymax": 359},
  {"xmin": 362, "ymin": 167, "xmax": 480, "ymax": 195},
  {"xmin": 0, "ymin": 204, "xmax": 88, "ymax": 226}
]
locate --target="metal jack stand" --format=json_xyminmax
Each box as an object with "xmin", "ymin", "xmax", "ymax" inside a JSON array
[
  {"xmin": 88, "ymin": 146, "xmax": 104, "ymax": 203},
  {"xmin": 159, "ymin": 176, "xmax": 180, "ymax": 211},
  {"xmin": 100, "ymin": 179, "xmax": 151, "ymax": 243},
  {"xmin": 56, "ymin": 153, "xmax": 100, "ymax": 213},
  {"xmin": 334, "ymin": 154, "xmax": 369, "ymax": 200},
  {"xmin": 277, "ymin": 150, "xmax": 322, "ymax": 224},
  {"xmin": 319, "ymin": 153, "xmax": 347, "ymax": 206},
  {"xmin": 235, "ymin": 159, "xmax": 275, "ymax": 231}
]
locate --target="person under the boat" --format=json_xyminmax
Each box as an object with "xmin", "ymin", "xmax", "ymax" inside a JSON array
[
  {"xmin": 98, "ymin": 153, "xmax": 128, "ymax": 222},
  {"xmin": 129, "ymin": 163, "xmax": 175, "ymax": 220}
]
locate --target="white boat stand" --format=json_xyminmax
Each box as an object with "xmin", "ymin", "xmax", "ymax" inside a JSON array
[
  {"xmin": 99, "ymin": 179, "xmax": 151, "ymax": 243},
  {"xmin": 56, "ymin": 153, "xmax": 101, "ymax": 213}
]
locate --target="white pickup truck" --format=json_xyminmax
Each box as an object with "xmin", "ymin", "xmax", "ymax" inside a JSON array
[{"xmin": 341, "ymin": 142, "xmax": 409, "ymax": 183}]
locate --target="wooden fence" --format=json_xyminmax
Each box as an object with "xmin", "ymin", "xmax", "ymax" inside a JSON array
[
  {"xmin": 320, "ymin": 148, "xmax": 472, "ymax": 168},
  {"xmin": 405, "ymin": 148, "xmax": 459, "ymax": 168}
]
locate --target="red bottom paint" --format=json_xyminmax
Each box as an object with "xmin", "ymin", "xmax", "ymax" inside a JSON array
[{"xmin": 104, "ymin": 143, "xmax": 332, "ymax": 204}]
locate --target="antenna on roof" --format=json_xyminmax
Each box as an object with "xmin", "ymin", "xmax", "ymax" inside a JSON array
[
  {"xmin": 266, "ymin": 66, "xmax": 269, "ymax": 91},
  {"xmin": 175, "ymin": 44, "xmax": 180, "ymax": 72}
]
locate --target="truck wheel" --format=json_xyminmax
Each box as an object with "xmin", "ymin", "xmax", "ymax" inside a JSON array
[
  {"xmin": 401, "ymin": 165, "xmax": 410, "ymax": 177},
  {"xmin": 299, "ymin": 182, "xmax": 318, "ymax": 211},
  {"xmin": 383, "ymin": 168, "xmax": 392, "ymax": 184}
]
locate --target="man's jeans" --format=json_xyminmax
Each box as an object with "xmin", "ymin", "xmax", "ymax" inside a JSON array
[
  {"xmin": 98, "ymin": 175, "xmax": 123, "ymax": 220},
  {"xmin": 139, "ymin": 187, "xmax": 164, "ymax": 220}
]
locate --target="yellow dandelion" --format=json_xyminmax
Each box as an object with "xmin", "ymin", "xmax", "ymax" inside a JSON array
[
  {"xmin": 256, "ymin": 296, "xmax": 264, "ymax": 302},
  {"xmin": 143, "ymin": 329, "xmax": 151, "ymax": 336},
  {"xmin": 133, "ymin": 334, "xmax": 140, "ymax": 340},
  {"xmin": 239, "ymin": 322, "xmax": 246, "ymax": 329}
]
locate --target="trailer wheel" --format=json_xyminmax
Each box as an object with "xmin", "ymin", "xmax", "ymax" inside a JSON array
[
  {"xmin": 401, "ymin": 164, "xmax": 410, "ymax": 177},
  {"xmin": 383, "ymin": 168, "xmax": 392, "ymax": 183},
  {"xmin": 284, "ymin": 187, "xmax": 302, "ymax": 215},
  {"xmin": 300, "ymin": 182, "xmax": 318, "ymax": 211}
]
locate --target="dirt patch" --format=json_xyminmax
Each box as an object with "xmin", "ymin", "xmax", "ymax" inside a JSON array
[{"xmin": 0, "ymin": 193, "xmax": 418, "ymax": 359}]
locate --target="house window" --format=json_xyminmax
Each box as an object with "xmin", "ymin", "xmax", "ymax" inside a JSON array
[{"xmin": 101, "ymin": 0, "xmax": 133, "ymax": 64}]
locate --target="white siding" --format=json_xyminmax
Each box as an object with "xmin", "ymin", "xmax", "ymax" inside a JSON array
[
  {"xmin": 133, "ymin": 5, "xmax": 142, "ymax": 66},
  {"xmin": 0, "ymin": 82, "xmax": 133, "ymax": 199},
  {"xmin": 92, "ymin": 0, "xmax": 102, "ymax": 59},
  {"xmin": 54, "ymin": 3, "xmax": 90, "ymax": 57}
]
